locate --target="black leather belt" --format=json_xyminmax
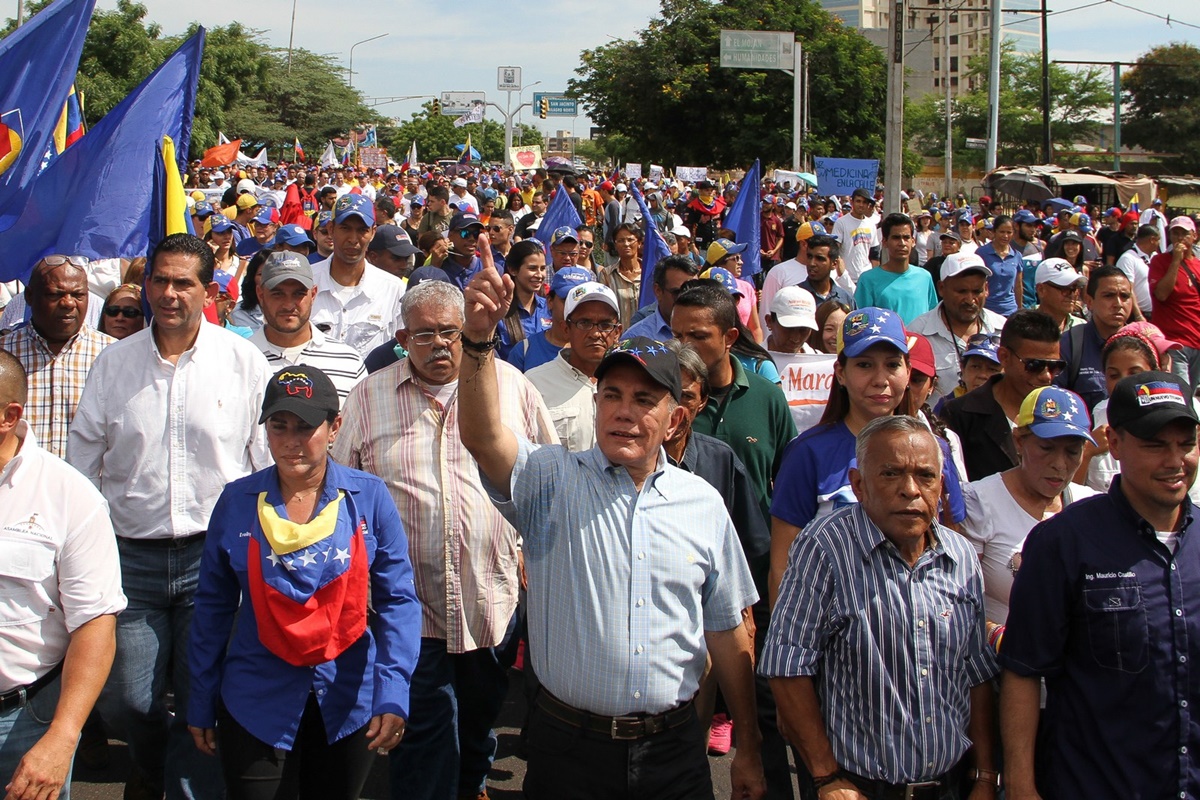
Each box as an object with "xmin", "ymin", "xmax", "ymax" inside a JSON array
[
  {"xmin": 119, "ymin": 531, "xmax": 205, "ymax": 548},
  {"xmin": 843, "ymin": 770, "xmax": 951, "ymax": 800},
  {"xmin": 0, "ymin": 662, "xmax": 63, "ymax": 714},
  {"xmin": 534, "ymin": 690, "xmax": 695, "ymax": 741}
]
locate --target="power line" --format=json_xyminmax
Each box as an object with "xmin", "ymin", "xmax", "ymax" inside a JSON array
[{"xmin": 1107, "ymin": 0, "xmax": 1200, "ymax": 31}]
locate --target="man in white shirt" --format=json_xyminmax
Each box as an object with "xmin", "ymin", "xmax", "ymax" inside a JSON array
[
  {"xmin": 1115, "ymin": 223, "xmax": 1161, "ymax": 316},
  {"xmin": 250, "ymin": 252, "xmax": 367, "ymax": 404},
  {"xmin": 310, "ymin": 193, "xmax": 406, "ymax": 356},
  {"xmin": 0, "ymin": 351, "xmax": 126, "ymax": 800},
  {"xmin": 830, "ymin": 187, "xmax": 880, "ymax": 290},
  {"xmin": 449, "ymin": 177, "xmax": 480, "ymax": 215},
  {"xmin": 526, "ymin": 282, "xmax": 622, "ymax": 451},
  {"xmin": 1140, "ymin": 197, "xmax": 1169, "ymax": 253},
  {"xmin": 68, "ymin": 233, "xmax": 272, "ymax": 800}
]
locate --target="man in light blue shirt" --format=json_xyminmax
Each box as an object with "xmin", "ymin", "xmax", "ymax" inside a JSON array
[
  {"xmin": 458, "ymin": 240, "xmax": 766, "ymax": 800},
  {"xmin": 622, "ymin": 254, "xmax": 700, "ymax": 342}
]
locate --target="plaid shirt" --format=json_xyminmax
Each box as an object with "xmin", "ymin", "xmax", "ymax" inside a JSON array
[
  {"xmin": 0, "ymin": 324, "xmax": 114, "ymax": 458},
  {"xmin": 332, "ymin": 357, "xmax": 555, "ymax": 653}
]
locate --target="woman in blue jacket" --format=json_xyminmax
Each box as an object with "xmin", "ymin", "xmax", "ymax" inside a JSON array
[{"xmin": 188, "ymin": 366, "xmax": 421, "ymax": 800}]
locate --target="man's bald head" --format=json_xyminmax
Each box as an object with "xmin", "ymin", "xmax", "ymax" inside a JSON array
[
  {"xmin": 27, "ymin": 256, "xmax": 87, "ymax": 296},
  {"xmin": 0, "ymin": 349, "xmax": 28, "ymax": 408}
]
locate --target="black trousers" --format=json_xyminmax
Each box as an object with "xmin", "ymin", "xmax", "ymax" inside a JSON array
[
  {"xmin": 216, "ymin": 693, "xmax": 376, "ymax": 800},
  {"xmin": 522, "ymin": 699, "xmax": 714, "ymax": 800}
]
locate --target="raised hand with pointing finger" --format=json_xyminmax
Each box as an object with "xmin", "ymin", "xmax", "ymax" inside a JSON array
[{"xmin": 462, "ymin": 231, "xmax": 515, "ymax": 343}]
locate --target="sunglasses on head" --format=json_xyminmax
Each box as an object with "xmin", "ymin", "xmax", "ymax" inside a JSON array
[
  {"xmin": 104, "ymin": 305, "xmax": 144, "ymax": 319},
  {"xmin": 42, "ymin": 254, "xmax": 90, "ymax": 268},
  {"xmin": 1013, "ymin": 355, "xmax": 1066, "ymax": 376}
]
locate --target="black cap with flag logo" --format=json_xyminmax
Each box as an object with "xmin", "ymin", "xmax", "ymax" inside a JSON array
[
  {"xmin": 259, "ymin": 366, "xmax": 340, "ymax": 427},
  {"xmin": 1107, "ymin": 371, "xmax": 1199, "ymax": 439}
]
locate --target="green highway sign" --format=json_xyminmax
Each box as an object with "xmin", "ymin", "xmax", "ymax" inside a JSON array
[
  {"xmin": 719, "ymin": 30, "xmax": 795, "ymax": 71},
  {"xmin": 532, "ymin": 93, "xmax": 578, "ymax": 117}
]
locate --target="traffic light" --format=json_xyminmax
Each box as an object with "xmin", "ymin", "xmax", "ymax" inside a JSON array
[
  {"xmin": 539, "ymin": 98, "xmax": 549, "ymax": 119},
  {"xmin": 430, "ymin": 98, "xmax": 441, "ymax": 116}
]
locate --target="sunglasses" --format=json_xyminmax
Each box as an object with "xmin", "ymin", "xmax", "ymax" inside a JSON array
[
  {"xmin": 487, "ymin": 225, "xmax": 507, "ymax": 233},
  {"xmin": 104, "ymin": 305, "xmax": 144, "ymax": 319},
  {"xmin": 43, "ymin": 254, "xmax": 90, "ymax": 268},
  {"xmin": 459, "ymin": 228, "xmax": 481, "ymax": 239},
  {"xmin": 1013, "ymin": 355, "xmax": 1066, "ymax": 376},
  {"xmin": 579, "ymin": 241, "xmax": 595, "ymax": 249}
]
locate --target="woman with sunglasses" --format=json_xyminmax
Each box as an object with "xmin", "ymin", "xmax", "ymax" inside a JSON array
[{"xmin": 98, "ymin": 284, "xmax": 146, "ymax": 340}]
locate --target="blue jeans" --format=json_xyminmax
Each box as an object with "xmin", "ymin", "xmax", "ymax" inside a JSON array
[
  {"xmin": 97, "ymin": 536, "xmax": 223, "ymax": 800},
  {"xmin": 0, "ymin": 673, "xmax": 72, "ymax": 799},
  {"xmin": 388, "ymin": 635, "xmax": 511, "ymax": 800}
]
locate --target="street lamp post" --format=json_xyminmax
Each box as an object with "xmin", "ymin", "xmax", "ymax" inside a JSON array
[
  {"xmin": 287, "ymin": 0, "xmax": 298, "ymax": 74},
  {"xmin": 517, "ymin": 80, "xmax": 542, "ymax": 129},
  {"xmin": 348, "ymin": 33, "xmax": 388, "ymax": 88}
]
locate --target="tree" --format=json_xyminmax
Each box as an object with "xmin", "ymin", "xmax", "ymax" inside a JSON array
[
  {"xmin": 569, "ymin": 0, "xmax": 887, "ymax": 168},
  {"xmin": 907, "ymin": 40, "xmax": 1109, "ymax": 169},
  {"xmin": 382, "ymin": 103, "xmax": 542, "ymax": 163},
  {"xmin": 1123, "ymin": 43, "xmax": 1200, "ymax": 173}
]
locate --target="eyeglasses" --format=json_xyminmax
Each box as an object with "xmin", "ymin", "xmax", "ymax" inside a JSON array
[
  {"xmin": 408, "ymin": 328, "xmax": 463, "ymax": 346},
  {"xmin": 579, "ymin": 241, "xmax": 595, "ymax": 249},
  {"xmin": 104, "ymin": 305, "xmax": 143, "ymax": 319},
  {"xmin": 42, "ymin": 255, "xmax": 90, "ymax": 268},
  {"xmin": 459, "ymin": 229, "xmax": 481, "ymax": 239},
  {"xmin": 1014, "ymin": 355, "xmax": 1066, "ymax": 376},
  {"xmin": 487, "ymin": 225, "xmax": 507, "ymax": 233},
  {"xmin": 570, "ymin": 319, "xmax": 620, "ymax": 333}
]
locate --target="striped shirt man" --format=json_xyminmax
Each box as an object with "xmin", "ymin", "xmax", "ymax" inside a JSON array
[
  {"xmin": 0, "ymin": 324, "xmax": 113, "ymax": 458},
  {"xmin": 332, "ymin": 356, "xmax": 554, "ymax": 653},
  {"xmin": 249, "ymin": 324, "xmax": 366, "ymax": 405},
  {"xmin": 760, "ymin": 502, "xmax": 997, "ymax": 783}
]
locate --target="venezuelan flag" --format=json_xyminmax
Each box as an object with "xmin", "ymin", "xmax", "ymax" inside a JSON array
[{"xmin": 52, "ymin": 85, "xmax": 85, "ymax": 155}]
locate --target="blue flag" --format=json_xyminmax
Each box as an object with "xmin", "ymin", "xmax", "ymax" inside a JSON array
[
  {"xmin": 533, "ymin": 185, "xmax": 582, "ymax": 250},
  {"xmin": 630, "ymin": 183, "xmax": 672, "ymax": 308},
  {"xmin": 0, "ymin": 30, "xmax": 204, "ymax": 282},
  {"xmin": 0, "ymin": 0, "xmax": 97, "ymax": 232},
  {"xmin": 725, "ymin": 159, "xmax": 762, "ymax": 278}
]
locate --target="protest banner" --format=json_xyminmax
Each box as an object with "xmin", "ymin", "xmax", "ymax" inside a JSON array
[
  {"xmin": 675, "ymin": 166, "xmax": 708, "ymax": 182},
  {"xmin": 358, "ymin": 147, "xmax": 387, "ymax": 169},
  {"xmin": 509, "ymin": 145, "xmax": 543, "ymax": 171},
  {"xmin": 625, "ymin": 163, "xmax": 642, "ymax": 179},
  {"xmin": 814, "ymin": 157, "xmax": 878, "ymax": 196},
  {"xmin": 771, "ymin": 351, "xmax": 837, "ymax": 432},
  {"xmin": 649, "ymin": 164, "xmax": 665, "ymax": 182}
]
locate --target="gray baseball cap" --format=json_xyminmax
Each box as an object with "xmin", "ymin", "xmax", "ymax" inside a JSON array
[{"xmin": 260, "ymin": 251, "xmax": 315, "ymax": 290}]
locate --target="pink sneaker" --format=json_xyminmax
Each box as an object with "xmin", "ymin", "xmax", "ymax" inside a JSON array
[{"xmin": 707, "ymin": 713, "xmax": 733, "ymax": 756}]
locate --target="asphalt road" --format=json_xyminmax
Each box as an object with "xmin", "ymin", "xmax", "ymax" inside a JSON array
[{"xmin": 68, "ymin": 670, "xmax": 783, "ymax": 799}]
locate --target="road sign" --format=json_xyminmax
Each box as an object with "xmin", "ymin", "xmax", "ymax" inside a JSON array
[
  {"xmin": 531, "ymin": 93, "xmax": 578, "ymax": 117},
  {"xmin": 498, "ymin": 66, "xmax": 521, "ymax": 91},
  {"xmin": 439, "ymin": 91, "xmax": 487, "ymax": 116},
  {"xmin": 719, "ymin": 30, "xmax": 795, "ymax": 70},
  {"xmin": 965, "ymin": 137, "xmax": 988, "ymax": 150}
]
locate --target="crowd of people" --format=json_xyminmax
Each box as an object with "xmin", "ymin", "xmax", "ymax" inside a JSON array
[{"xmin": 2, "ymin": 154, "xmax": 1200, "ymax": 800}]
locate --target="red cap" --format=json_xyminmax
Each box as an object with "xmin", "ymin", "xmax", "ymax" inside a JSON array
[
  {"xmin": 905, "ymin": 332, "xmax": 937, "ymax": 379},
  {"xmin": 1122, "ymin": 211, "xmax": 1141, "ymax": 226},
  {"xmin": 599, "ymin": 181, "xmax": 615, "ymax": 192}
]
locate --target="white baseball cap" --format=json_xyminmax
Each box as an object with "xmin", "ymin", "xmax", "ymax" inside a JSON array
[
  {"xmin": 1035, "ymin": 258, "xmax": 1085, "ymax": 287},
  {"xmin": 940, "ymin": 252, "xmax": 993, "ymax": 281},
  {"xmin": 564, "ymin": 281, "xmax": 620, "ymax": 319},
  {"xmin": 670, "ymin": 223, "xmax": 692, "ymax": 239},
  {"xmin": 770, "ymin": 285, "xmax": 818, "ymax": 330},
  {"xmin": 615, "ymin": 182, "xmax": 628, "ymax": 193}
]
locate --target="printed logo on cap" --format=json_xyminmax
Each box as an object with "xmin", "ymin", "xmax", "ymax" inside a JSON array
[
  {"xmin": 278, "ymin": 371, "xmax": 314, "ymax": 398},
  {"xmin": 845, "ymin": 311, "xmax": 870, "ymax": 337},
  {"xmin": 1040, "ymin": 397, "xmax": 1060, "ymax": 418},
  {"xmin": 1136, "ymin": 381, "xmax": 1186, "ymax": 407}
]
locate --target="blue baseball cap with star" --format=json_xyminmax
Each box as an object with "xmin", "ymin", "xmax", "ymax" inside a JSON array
[{"xmin": 838, "ymin": 307, "xmax": 909, "ymax": 357}]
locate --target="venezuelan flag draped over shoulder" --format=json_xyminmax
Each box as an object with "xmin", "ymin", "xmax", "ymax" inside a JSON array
[
  {"xmin": 630, "ymin": 182, "xmax": 672, "ymax": 308},
  {"xmin": 725, "ymin": 158, "xmax": 762, "ymax": 278},
  {"xmin": 0, "ymin": 0, "xmax": 97, "ymax": 232},
  {"xmin": 0, "ymin": 30, "xmax": 204, "ymax": 282}
]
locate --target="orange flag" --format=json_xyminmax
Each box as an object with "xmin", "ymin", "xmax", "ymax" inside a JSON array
[{"xmin": 200, "ymin": 139, "xmax": 241, "ymax": 167}]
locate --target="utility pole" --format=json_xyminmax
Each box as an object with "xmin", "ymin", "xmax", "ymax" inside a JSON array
[
  {"xmin": 985, "ymin": 0, "xmax": 1002, "ymax": 171},
  {"xmin": 883, "ymin": 0, "xmax": 905, "ymax": 213},
  {"xmin": 286, "ymin": 0, "xmax": 298, "ymax": 74},
  {"xmin": 1041, "ymin": 0, "xmax": 1051, "ymax": 163}
]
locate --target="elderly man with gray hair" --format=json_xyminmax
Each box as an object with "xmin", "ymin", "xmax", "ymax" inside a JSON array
[
  {"xmin": 332, "ymin": 279, "xmax": 554, "ymax": 800},
  {"xmin": 762, "ymin": 415, "xmax": 1000, "ymax": 800}
]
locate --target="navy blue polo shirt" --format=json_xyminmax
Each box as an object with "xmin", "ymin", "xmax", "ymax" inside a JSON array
[
  {"xmin": 1054, "ymin": 320, "xmax": 1107, "ymax": 414},
  {"xmin": 1001, "ymin": 477, "xmax": 1200, "ymax": 800}
]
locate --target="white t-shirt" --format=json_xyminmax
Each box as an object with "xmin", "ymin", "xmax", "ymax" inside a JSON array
[
  {"xmin": 963, "ymin": 472, "xmax": 1097, "ymax": 624},
  {"xmin": 830, "ymin": 213, "xmax": 880, "ymax": 287}
]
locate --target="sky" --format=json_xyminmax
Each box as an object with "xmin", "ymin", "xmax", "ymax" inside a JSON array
[{"xmin": 85, "ymin": 0, "xmax": 1200, "ymax": 142}]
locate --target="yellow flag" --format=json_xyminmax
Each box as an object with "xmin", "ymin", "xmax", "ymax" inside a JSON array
[{"xmin": 162, "ymin": 135, "xmax": 189, "ymax": 235}]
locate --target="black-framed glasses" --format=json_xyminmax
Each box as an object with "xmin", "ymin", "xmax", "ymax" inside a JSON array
[
  {"xmin": 459, "ymin": 228, "xmax": 481, "ymax": 239},
  {"xmin": 104, "ymin": 305, "xmax": 144, "ymax": 319},
  {"xmin": 409, "ymin": 328, "xmax": 463, "ymax": 346},
  {"xmin": 487, "ymin": 225, "xmax": 507, "ymax": 233},
  {"xmin": 570, "ymin": 319, "xmax": 620, "ymax": 333},
  {"xmin": 43, "ymin": 254, "xmax": 90, "ymax": 268},
  {"xmin": 1014, "ymin": 355, "xmax": 1066, "ymax": 376},
  {"xmin": 579, "ymin": 240, "xmax": 595, "ymax": 249}
]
